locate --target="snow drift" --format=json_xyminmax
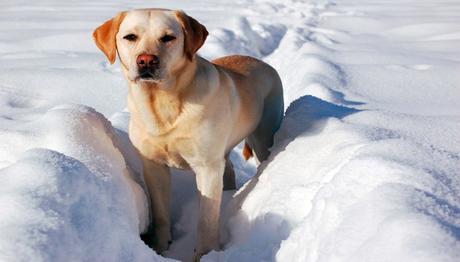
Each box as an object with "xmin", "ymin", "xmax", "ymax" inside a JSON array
[
  {"xmin": 0, "ymin": 105, "xmax": 160, "ymax": 261},
  {"xmin": 205, "ymin": 0, "xmax": 460, "ymax": 261}
]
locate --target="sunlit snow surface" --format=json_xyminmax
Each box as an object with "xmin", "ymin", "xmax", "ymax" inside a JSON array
[{"xmin": 0, "ymin": 0, "xmax": 459, "ymax": 261}]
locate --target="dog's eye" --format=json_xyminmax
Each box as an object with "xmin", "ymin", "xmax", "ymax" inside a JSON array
[
  {"xmin": 123, "ymin": 34, "xmax": 137, "ymax": 41},
  {"xmin": 160, "ymin": 35, "xmax": 176, "ymax": 43}
]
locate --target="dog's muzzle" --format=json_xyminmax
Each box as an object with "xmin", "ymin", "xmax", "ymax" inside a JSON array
[{"xmin": 137, "ymin": 54, "xmax": 160, "ymax": 80}]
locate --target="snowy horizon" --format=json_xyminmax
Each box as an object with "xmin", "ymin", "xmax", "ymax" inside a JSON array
[{"xmin": 1, "ymin": 0, "xmax": 459, "ymax": 261}]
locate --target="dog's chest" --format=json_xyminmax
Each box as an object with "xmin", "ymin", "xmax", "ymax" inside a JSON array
[
  {"xmin": 127, "ymin": 85, "xmax": 212, "ymax": 169},
  {"xmin": 129, "ymin": 119, "xmax": 194, "ymax": 169},
  {"xmin": 147, "ymin": 139, "xmax": 190, "ymax": 169}
]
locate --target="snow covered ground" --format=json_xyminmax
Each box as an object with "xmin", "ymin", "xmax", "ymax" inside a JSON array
[{"xmin": 1, "ymin": 0, "xmax": 460, "ymax": 261}]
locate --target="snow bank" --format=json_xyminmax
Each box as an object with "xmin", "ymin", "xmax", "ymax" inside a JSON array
[
  {"xmin": 0, "ymin": 105, "xmax": 164, "ymax": 262},
  {"xmin": 204, "ymin": 0, "xmax": 460, "ymax": 261}
]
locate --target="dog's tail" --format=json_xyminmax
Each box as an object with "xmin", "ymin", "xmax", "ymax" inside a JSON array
[{"xmin": 242, "ymin": 141, "xmax": 253, "ymax": 161}]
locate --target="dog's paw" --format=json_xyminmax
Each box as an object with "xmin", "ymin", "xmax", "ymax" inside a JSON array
[
  {"xmin": 140, "ymin": 232, "xmax": 155, "ymax": 249},
  {"xmin": 140, "ymin": 227, "xmax": 172, "ymax": 254},
  {"xmin": 193, "ymin": 244, "xmax": 220, "ymax": 261},
  {"xmin": 153, "ymin": 226, "xmax": 172, "ymax": 253}
]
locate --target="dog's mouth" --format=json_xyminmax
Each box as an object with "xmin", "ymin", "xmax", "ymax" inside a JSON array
[
  {"xmin": 136, "ymin": 68, "xmax": 161, "ymax": 82},
  {"xmin": 139, "ymin": 72, "xmax": 155, "ymax": 80}
]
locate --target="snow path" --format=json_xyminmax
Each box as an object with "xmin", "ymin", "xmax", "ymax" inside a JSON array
[
  {"xmin": 205, "ymin": 0, "xmax": 460, "ymax": 261},
  {"xmin": 1, "ymin": 0, "xmax": 460, "ymax": 261}
]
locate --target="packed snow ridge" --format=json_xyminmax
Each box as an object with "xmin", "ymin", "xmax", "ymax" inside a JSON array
[{"xmin": 1, "ymin": 0, "xmax": 459, "ymax": 261}]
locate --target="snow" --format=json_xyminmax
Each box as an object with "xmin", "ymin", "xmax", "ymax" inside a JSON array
[
  {"xmin": 1, "ymin": 0, "xmax": 460, "ymax": 261},
  {"xmin": 0, "ymin": 106, "xmax": 157, "ymax": 261}
]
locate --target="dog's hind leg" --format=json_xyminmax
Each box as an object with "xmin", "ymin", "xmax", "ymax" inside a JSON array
[
  {"xmin": 246, "ymin": 115, "xmax": 282, "ymax": 163},
  {"xmin": 247, "ymin": 90, "xmax": 284, "ymax": 163},
  {"xmin": 223, "ymin": 157, "xmax": 236, "ymax": 190}
]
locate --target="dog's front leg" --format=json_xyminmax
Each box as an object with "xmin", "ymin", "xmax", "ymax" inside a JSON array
[
  {"xmin": 142, "ymin": 157, "xmax": 171, "ymax": 253},
  {"xmin": 192, "ymin": 160, "xmax": 225, "ymax": 259}
]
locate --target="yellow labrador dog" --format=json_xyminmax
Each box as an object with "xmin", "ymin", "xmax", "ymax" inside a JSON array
[{"xmin": 93, "ymin": 8, "xmax": 283, "ymax": 259}]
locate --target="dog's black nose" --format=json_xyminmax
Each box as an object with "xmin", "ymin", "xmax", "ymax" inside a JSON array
[{"xmin": 137, "ymin": 54, "xmax": 159, "ymax": 68}]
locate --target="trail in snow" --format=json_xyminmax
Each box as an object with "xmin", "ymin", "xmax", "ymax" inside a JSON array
[
  {"xmin": 206, "ymin": 0, "xmax": 460, "ymax": 261},
  {"xmin": 1, "ymin": 0, "xmax": 460, "ymax": 261}
]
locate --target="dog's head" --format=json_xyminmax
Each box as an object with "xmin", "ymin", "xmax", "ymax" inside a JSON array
[{"xmin": 93, "ymin": 9, "xmax": 208, "ymax": 84}]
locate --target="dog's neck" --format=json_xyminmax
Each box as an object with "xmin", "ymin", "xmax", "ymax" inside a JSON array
[{"xmin": 128, "ymin": 56, "xmax": 199, "ymax": 136}]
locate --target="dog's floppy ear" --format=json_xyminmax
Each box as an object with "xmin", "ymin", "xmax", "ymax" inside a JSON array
[
  {"xmin": 175, "ymin": 11, "xmax": 208, "ymax": 61},
  {"xmin": 93, "ymin": 12, "xmax": 127, "ymax": 64}
]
